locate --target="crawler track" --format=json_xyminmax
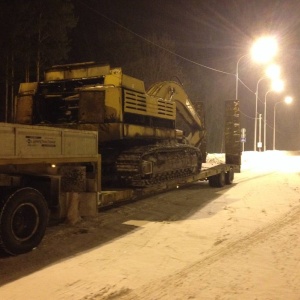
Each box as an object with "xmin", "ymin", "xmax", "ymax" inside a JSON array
[{"xmin": 116, "ymin": 144, "xmax": 202, "ymax": 187}]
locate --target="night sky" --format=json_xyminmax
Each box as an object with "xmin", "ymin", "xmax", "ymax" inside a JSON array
[{"xmin": 68, "ymin": 0, "xmax": 300, "ymax": 151}]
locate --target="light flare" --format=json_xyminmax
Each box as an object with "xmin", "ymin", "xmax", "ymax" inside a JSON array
[{"xmin": 251, "ymin": 36, "xmax": 278, "ymax": 64}]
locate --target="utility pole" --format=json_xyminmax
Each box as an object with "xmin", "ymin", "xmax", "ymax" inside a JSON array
[{"xmin": 258, "ymin": 114, "xmax": 262, "ymax": 152}]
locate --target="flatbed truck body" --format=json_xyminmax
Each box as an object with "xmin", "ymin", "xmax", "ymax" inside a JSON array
[
  {"xmin": 0, "ymin": 122, "xmax": 99, "ymax": 255},
  {"xmin": 0, "ymin": 122, "xmax": 98, "ymax": 162}
]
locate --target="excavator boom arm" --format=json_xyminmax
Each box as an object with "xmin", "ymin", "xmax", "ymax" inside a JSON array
[{"xmin": 147, "ymin": 81, "xmax": 205, "ymax": 147}]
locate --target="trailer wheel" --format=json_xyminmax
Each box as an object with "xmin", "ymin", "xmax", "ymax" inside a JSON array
[
  {"xmin": 0, "ymin": 188, "xmax": 49, "ymax": 255},
  {"xmin": 209, "ymin": 171, "xmax": 225, "ymax": 188},
  {"xmin": 225, "ymin": 168, "xmax": 234, "ymax": 184}
]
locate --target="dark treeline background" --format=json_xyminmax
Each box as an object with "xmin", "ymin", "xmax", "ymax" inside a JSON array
[
  {"xmin": 1, "ymin": 0, "xmax": 300, "ymax": 151},
  {"xmin": 0, "ymin": 0, "xmax": 77, "ymax": 122}
]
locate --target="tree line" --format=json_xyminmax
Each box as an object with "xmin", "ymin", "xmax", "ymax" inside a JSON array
[{"xmin": 0, "ymin": 0, "xmax": 77, "ymax": 121}]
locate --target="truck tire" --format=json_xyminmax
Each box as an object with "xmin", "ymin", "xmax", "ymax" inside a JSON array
[
  {"xmin": 208, "ymin": 171, "xmax": 225, "ymax": 188},
  {"xmin": 0, "ymin": 187, "xmax": 49, "ymax": 255},
  {"xmin": 225, "ymin": 168, "xmax": 234, "ymax": 184}
]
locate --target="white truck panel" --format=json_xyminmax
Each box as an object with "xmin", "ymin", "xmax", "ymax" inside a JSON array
[{"xmin": 0, "ymin": 123, "xmax": 98, "ymax": 159}]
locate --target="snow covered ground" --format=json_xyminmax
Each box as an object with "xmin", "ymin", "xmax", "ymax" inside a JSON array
[{"xmin": 0, "ymin": 151, "xmax": 300, "ymax": 299}]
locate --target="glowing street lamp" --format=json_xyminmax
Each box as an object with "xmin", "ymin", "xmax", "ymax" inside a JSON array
[
  {"xmin": 273, "ymin": 96, "xmax": 293, "ymax": 150},
  {"xmin": 236, "ymin": 36, "xmax": 278, "ymax": 100},
  {"xmin": 254, "ymin": 64, "xmax": 281, "ymax": 150},
  {"xmin": 263, "ymin": 79, "xmax": 284, "ymax": 151},
  {"xmin": 284, "ymin": 96, "xmax": 293, "ymax": 104},
  {"xmin": 265, "ymin": 64, "xmax": 280, "ymax": 79},
  {"xmin": 251, "ymin": 36, "xmax": 278, "ymax": 64}
]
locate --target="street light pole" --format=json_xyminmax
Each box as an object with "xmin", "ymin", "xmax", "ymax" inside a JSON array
[
  {"xmin": 264, "ymin": 80, "xmax": 284, "ymax": 151},
  {"xmin": 236, "ymin": 54, "xmax": 247, "ymax": 100},
  {"xmin": 254, "ymin": 77, "xmax": 266, "ymax": 151},
  {"xmin": 273, "ymin": 101, "xmax": 281, "ymax": 150},
  {"xmin": 264, "ymin": 90, "xmax": 271, "ymax": 152},
  {"xmin": 273, "ymin": 97, "xmax": 293, "ymax": 150},
  {"xmin": 258, "ymin": 114, "xmax": 262, "ymax": 151},
  {"xmin": 254, "ymin": 64, "xmax": 280, "ymax": 151}
]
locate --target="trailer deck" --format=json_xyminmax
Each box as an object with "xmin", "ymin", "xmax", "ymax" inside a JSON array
[{"xmin": 98, "ymin": 162, "xmax": 238, "ymax": 207}]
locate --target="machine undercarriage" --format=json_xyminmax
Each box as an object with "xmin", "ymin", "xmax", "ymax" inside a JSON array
[{"xmin": 103, "ymin": 143, "xmax": 202, "ymax": 187}]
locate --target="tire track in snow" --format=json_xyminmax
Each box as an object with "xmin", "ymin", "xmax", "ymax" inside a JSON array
[{"xmin": 112, "ymin": 204, "xmax": 300, "ymax": 300}]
